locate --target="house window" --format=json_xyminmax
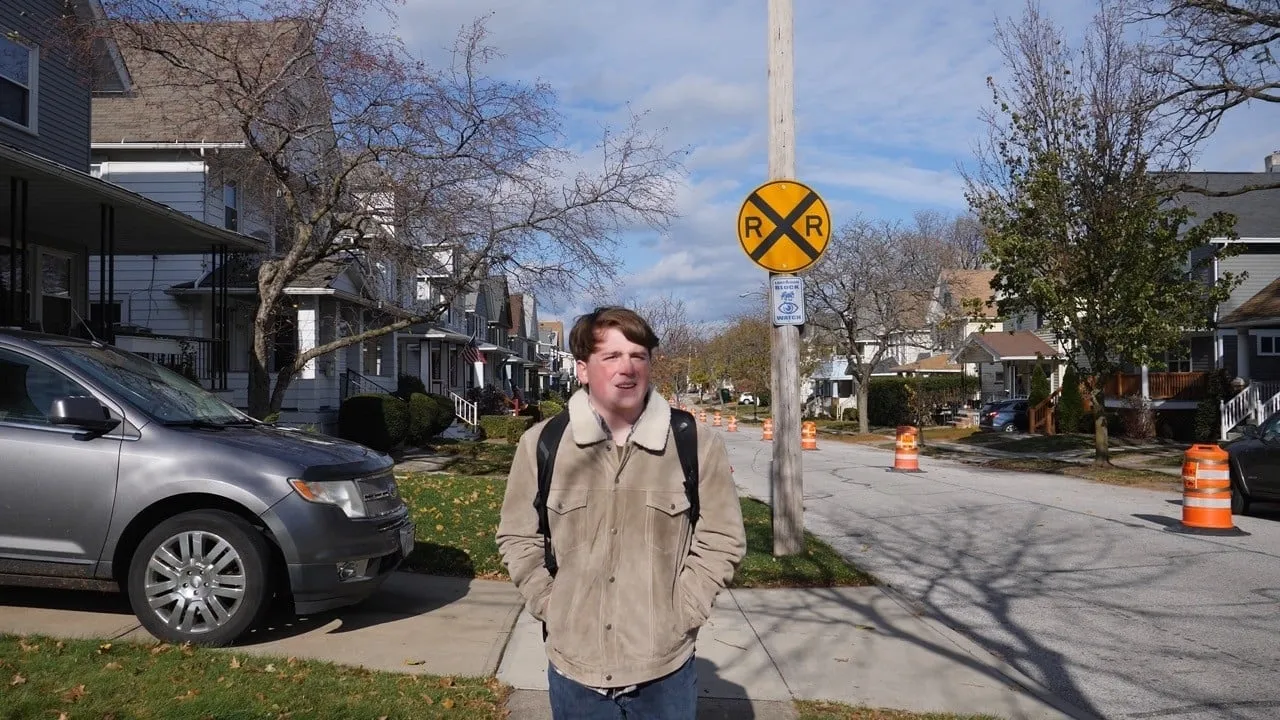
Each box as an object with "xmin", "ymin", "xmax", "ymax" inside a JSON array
[
  {"xmin": 1163, "ymin": 344, "xmax": 1191, "ymax": 372},
  {"xmin": 89, "ymin": 299, "xmax": 123, "ymax": 329},
  {"xmin": 223, "ymin": 182, "xmax": 238, "ymax": 231},
  {"xmin": 0, "ymin": 37, "xmax": 37, "ymax": 132},
  {"xmin": 1258, "ymin": 333, "xmax": 1280, "ymax": 357},
  {"xmin": 38, "ymin": 251, "xmax": 74, "ymax": 335}
]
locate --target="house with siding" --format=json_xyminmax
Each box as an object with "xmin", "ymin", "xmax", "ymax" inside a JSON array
[
  {"xmin": 85, "ymin": 21, "xmax": 414, "ymax": 431},
  {"xmin": 1, "ymin": 0, "xmax": 261, "ymax": 343}
]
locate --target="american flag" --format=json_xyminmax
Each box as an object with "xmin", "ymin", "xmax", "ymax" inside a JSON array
[{"xmin": 461, "ymin": 335, "xmax": 484, "ymax": 364}]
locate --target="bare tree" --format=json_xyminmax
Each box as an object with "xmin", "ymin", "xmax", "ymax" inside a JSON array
[
  {"xmin": 626, "ymin": 292, "xmax": 697, "ymax": 400},
  {"xmin": 803, "ymin": 216, "xmax": 940, "ymax": 434},
  {"xmin": 99, "ymin": 0, "xmax": 683, "ymax": 418},
  {"xmin": 910, "ymin": 210, "xmax": 988, "ymax": 270},
  {"xmin": 1130, "ymin": 0, "xmax": 1280, "ymax": 194}
]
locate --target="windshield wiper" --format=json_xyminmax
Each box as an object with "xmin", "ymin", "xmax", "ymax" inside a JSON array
[{"xmin": 163, "ymin": 418, "xmax": 258, "ymax": 429}]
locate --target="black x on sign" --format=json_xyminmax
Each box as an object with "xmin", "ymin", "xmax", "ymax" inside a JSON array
[{"xmin": 736, "ymin": 180, "xmax": 831, "ymax": 273}]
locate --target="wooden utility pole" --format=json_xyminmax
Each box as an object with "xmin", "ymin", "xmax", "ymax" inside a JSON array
[{"xmin": 768, "ymin": 0, "xmax": 803, "ymax": 556}]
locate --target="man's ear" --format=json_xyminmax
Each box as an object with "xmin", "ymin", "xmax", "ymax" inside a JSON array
[{"xmin": 576, "ymin": 358, "xmax": 588, "ymax": 385}]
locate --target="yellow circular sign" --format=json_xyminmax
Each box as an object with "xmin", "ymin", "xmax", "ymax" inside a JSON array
[{"xmin": 737, "ymin": 179, "xmax": 831, "ymax": 273}]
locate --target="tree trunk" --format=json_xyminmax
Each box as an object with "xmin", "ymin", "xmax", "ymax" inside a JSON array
[
  {"xmin": 248, "ymin": 307, "xmax": 274, "ymax": 419},
  {"xmin": 857, "ymin": 382, "xmax": 870, "ymax": 435},
  {"xmin": 1090, "ymin": 384, "xmax": 1111, "ymax": 465}
]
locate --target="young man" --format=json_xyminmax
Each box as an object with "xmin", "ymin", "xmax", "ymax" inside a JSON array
[{"xmin": 496, "ymin": 306, "xmax": 747, "ymax": 719}]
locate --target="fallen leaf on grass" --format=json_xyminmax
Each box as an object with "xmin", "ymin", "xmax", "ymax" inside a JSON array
[
  {"xmin": 104, "ymin": 662, "xmax": 123, "ymax": 671},
  {"xmin": 61, "ymin": 683, "xmax": 87, "ymax": 702},
  {"xmin": 175, "ymin": 689, "xmax": 199, "ymax": 701},
  {"xmin": 98, "ymin": 642, "xmax": 112, "ymax": 653},
  {"xmin": 150, "ymin": 644, "xmax": 171, "ymax": 655},
  {"xmin": 404, "ymin": 659, "xmax": 425, "ymax": 666},
  {"xmin": 854, "ymin": 624, "xmax": 876, "ymax": 631},
  {"xmin": 229, "ymin": 657, "xmax": 241, "ymax": 669},
  {"xmin": 264, "ymin": 664, "xmax": 277, "ymax": 673},
  {"xmin": 10, "ymin": 673, "xmax": 25, "ymax": 686},
  {"xmin": 439, "ymin": 677, "xmax": 454, "ymax": 687},
  {"xmin": 18, "ymin": 639, "xmax": 38, "ymax": 652},
  {"xmin": 441, "ymin": 697, "xmax": 455, "ymax": 709}
]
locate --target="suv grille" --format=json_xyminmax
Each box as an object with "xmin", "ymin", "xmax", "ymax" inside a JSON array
[{"xmin": 356, "ymin": 471, "xmax": 404, "ymax": 519}]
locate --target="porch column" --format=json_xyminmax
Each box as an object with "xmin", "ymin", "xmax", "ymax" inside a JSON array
[
  {"xmin": 1237, "ymin": 327, "xmax": 1251, "ymax": 381},
  {"xmin": 297, "ymin": 298, "xmax": 317, "ymax": 380},
  {"xmin": 1140, "ymin": 364, "xmax": 1150, "ymax": 400}
]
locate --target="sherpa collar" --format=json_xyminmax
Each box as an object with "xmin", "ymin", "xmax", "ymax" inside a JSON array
[{"xmin": 567, "ymin": 386, "xmax": 671, "ymax": 452}]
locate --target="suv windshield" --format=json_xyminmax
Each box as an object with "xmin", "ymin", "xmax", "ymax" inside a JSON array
[{"xmin": 51, "ymin": 344, "xmax": 252, "ymax": 426}]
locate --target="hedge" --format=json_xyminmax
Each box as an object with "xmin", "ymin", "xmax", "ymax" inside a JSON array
[
  {"xmin": 338, "ymin": 393, "xmax": 409, "ymax": 453},
  {"xmin": 408, "ymin": 392, "xmax": 456, "ymax": 446},
  {"xmin": 479, "ymin": 414, "xmax": 536, "ymax": 443},
  {"xmin": 541, "ymin": 400, "xmax": 565, "ymax": 418},
  {"xmin": 866, "ymin": 375, "xmax": 973, "ymax": 427}
]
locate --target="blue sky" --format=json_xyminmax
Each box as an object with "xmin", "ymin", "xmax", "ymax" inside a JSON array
[{"xmin": 387, "ymin": 1, "xmax": 1280, "ymax": 327}]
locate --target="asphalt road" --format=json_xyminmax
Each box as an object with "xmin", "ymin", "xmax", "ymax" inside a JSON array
[{"xmin": 720, "ymin": 429, "xmax": 1280, "ymax": 720}]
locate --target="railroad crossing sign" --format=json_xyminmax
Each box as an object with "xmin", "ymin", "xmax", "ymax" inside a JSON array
[{"xmin": 737, "ymin": 179, "xmax": 831, "ymax": 273}]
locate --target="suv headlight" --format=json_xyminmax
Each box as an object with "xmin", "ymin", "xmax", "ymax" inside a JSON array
[{"xmin": 289, "ymin": 479, "xmax": 368, "ymax": 518}]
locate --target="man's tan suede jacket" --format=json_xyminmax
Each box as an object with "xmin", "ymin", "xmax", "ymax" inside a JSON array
[{"xmin": 496, "ymin": 388, "xmax": 747, "ymax": 689}]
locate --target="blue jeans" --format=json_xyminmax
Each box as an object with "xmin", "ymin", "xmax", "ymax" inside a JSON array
[{"xmin": 547, "ymin": 655, "xmax": 697, "ymax": 719}]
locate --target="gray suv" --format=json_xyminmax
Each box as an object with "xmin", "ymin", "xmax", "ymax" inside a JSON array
[{"xmin": 0, "ymin": 330, "xmax": 414, "ymax": 646}]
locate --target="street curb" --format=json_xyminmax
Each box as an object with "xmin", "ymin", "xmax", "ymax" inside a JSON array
[{"xmin": 485, "ymin": 593, "xmax": 526, "ymax": 677}]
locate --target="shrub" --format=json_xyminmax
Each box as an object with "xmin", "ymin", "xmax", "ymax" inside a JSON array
[
  {"xmin": 1120, "ymin": 395, "xmax": 1155, "ymax": 439},
  {"xmin": 1028, "ymin": 364, "xmax": 1050, "ymax": 408},
  {"xmin": 867, "ymin": 378, "xmax": 913, "ymax": 427},
  {"xmin": 338, "ymin": 393, "xmax": 409, "ymax": 452},
  {"xmin": 541, "ymin": 400, "xmax": 565, "ymax": 418},
  {"xmin": 479, "ymin": 414, "xmax": 535, "ymax": 443},
  {"xmin": 1194, "ymin": 369, "xmax": 1227, "ymax": 441},
  {"xmin": 408, "ymin": 393, "xmax": 453, "ymax": 446},
  {"xmin": 1057, "ymin": 365, "xmax": 1085, "ymax": 433},
  {"xmin": 468, "ymin": 385, "xmax": 511, "ymax": 416},
  {"xmin": 394, "ymin": 374, "xmax": 428, "ymax": 401},
  {"xmin": 519, "ymin": 402, "xmax": 543, "ymax": 423}
]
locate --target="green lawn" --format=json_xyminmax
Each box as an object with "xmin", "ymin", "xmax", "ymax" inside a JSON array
[
  {"xmin": 395, "ymin": 473, "xmax": 873, "ymax": 588},
  {"xmin": 797, "ymin": 701, "xmax": 1002, "ymax": 720},
  {"xmin": 0, "ymin": 634, "xmax": 506, "ymax": 719}
]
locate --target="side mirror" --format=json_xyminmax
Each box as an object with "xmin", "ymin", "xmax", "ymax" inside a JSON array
[{"xmin": 49, "ymin": 396, "xmax": 119, "ymax": 434}]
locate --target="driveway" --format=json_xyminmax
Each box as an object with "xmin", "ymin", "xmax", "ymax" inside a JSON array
[{"xmin": 721, "ymin": 430, "xmax": 1280, "ymax": 720}]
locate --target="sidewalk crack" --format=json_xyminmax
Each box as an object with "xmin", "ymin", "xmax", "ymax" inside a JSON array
[{"xmin": 728, "ymin": 588, "xmax": 796, "ymax": 699}]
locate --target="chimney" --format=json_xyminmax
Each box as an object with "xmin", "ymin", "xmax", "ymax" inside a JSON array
[{"xmin": 1267, "ymin": 151, "xmax": 1280, "ymax": 173}]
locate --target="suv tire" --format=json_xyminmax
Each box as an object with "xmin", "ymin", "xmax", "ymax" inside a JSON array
[{"xmin": 126, "ymin": 510, "xmax": 273, "ymax": 647}]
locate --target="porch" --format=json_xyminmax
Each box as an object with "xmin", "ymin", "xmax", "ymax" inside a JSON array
[{"xmin": 1, "ymin": 142, "xmax": 263, "ymax": 348}]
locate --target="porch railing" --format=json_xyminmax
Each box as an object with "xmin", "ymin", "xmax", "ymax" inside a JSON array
[
  {"xmin": 1029, "ymin": 388, "xmax": 1061, "ymax": 435},
  {"xmin": 451, "ymin": 391, "xmax": 478, "ymax": 427},
  {"xmin": 112, "ymin": 331, "xmax": 228, "ymax": 391},
  {"xmin": 1104, "ymin": 372, "xmax": 1208, "ymax": 401},
  {"xmin": 1221, "ymin": 385, "xmax": 1257, "ymax": 440},
  {"xmin": 341, "ymin": 369, "xmax": 394, "ymax": 401}
]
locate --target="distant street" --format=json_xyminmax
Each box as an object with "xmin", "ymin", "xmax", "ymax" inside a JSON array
[{"xmin": 721, "ymin": 428, "xmax": 1280, "ymax": 720}]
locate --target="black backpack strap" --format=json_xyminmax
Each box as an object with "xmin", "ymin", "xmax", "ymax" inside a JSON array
[
  {"xmin": 669, "ymin": 408, "xmax": 700, "ymax": 529},
  {"xmin": 534, "ymin": 412, "xmax": 571, "ymax": 578}
]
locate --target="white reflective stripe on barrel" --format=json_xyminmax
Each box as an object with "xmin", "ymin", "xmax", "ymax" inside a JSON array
[
  {"xmin": 1195, "ymin": 468, "xmax": 1230, "ymax": 480},
  {"xmin": 1183, "ymin": 496, "xmax": 1232, "ymax": 508}
]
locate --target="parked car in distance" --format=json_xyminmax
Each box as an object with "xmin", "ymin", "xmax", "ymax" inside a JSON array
[
  {"xmin": 1223, "ymin": 412, "xmax": 1280, "ymax": 515},
  {"xmin": 0, "ymin": 330, "xmax": 414, "ymax": 647},
  {"xmin": 739, "ymin": 392, "xmax": 757, "ymax": 405},
  {"xmin": 979, "ymin": 398, "xmax": 1029, "ymax": 432}
]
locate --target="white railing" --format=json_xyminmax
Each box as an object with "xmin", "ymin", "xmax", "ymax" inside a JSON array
[
  {"xmin": 451, "ymin": 391, "xmax": 478, "ymax": 427},
  {"xmin": 1260, "ymin": 388, "xmax": 1280, "ymax": 429},
  {"xmin": 1220, "ymin": 385, "xmax": 1258, "ymax": 440}
]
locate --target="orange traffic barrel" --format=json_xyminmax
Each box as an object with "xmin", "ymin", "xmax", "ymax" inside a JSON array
[
  {"xmin": 892, "ymin": 425, "xmax": 921, "ymax": 472},
  {"xmin": 762, "ymin": 418, "xmax": 773, "ymax": 441},
  {"xmin": 1176, "ymin": 444, "xmax": 1244, "ymax": 535},
  {"xmin": 801, "ymin": 421, "xmax": 818, "ymax": 450},
  {"xmin": 713, "ymin": 411, "xmax": 722, "ymax": 427},
  {"xmin": 727, "ymin": 415, "xmax": 738, "ymax": 432}
]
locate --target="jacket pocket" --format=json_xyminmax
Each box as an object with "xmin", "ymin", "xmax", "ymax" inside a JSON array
[
  {"xmin": 645, "ymin": 490, "xmax": 691, "ymax": 553},
  {"xmin": 546, "ymin": 488, "xmax": 591, "ymax": 553}
]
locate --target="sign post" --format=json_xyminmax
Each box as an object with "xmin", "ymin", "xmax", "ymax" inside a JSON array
[{"xmin": 732, "ymin": 0, "xmax": 831, "ymax": 556}]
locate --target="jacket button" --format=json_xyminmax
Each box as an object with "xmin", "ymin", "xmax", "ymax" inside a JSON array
[
  {"xmin": 611, "ymin": 528, "xmax": 617, "ymax": 535},
  {"xmin": 608, "ymin": 576, "xmax": 615, "ymax": 583},
  {"xmin": 670, "ymin": 503, "xmax": 676, "ymax": 509},
  {"xmin": 605, "ymin": 623, "xmax": 612, "ymax": 630},
  {"xmin": 605, "ymin": 674, "xmax": 612, "ymax": 682}
]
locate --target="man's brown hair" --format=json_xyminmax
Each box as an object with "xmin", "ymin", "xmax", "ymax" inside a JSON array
[{"xmin": 569, "ymin": 306, "xmax": 660, "ymax": 361}]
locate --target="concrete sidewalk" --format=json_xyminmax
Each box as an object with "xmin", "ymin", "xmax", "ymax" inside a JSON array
[{"xmin": 498, "ymin": 584, "xmax": 1074, "ymax": 720}]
